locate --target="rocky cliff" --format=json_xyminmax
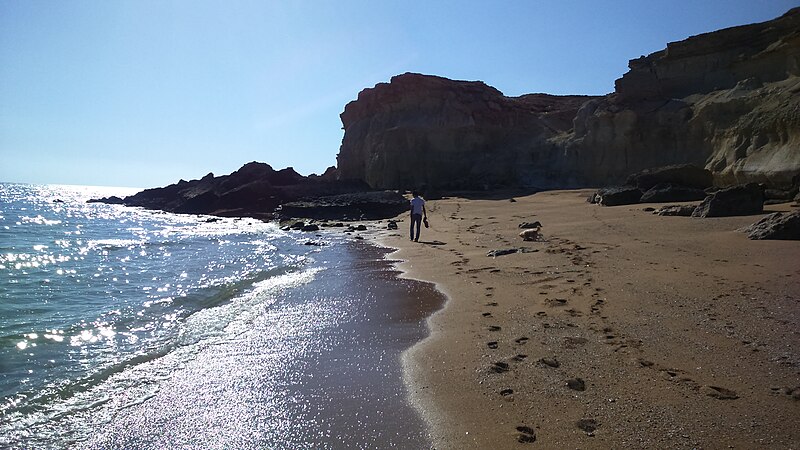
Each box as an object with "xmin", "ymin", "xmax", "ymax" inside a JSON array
[
  {"xmin": 337, "ymin": 8, "xmax": 800, "ymax": 190},
  {"xmin": 336, "ymin": 73, "xmax": 596, "ymax": 189}
]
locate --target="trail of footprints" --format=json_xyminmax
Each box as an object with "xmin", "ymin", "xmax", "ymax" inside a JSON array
[{"xmin": 476, "ymin": 232, "xmax": 748, "ymax": 442}]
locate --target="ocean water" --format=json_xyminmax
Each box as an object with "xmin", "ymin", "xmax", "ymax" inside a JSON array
[{"xmin": 0, "ymin": 183, "xmax": 439, "ymax": 449}]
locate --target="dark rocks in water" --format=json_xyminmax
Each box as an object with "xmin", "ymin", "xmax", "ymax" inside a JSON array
[
  {"xmin": 87, "ymin": 161, "xmax": 371, "ymax": 220},
  {"xmin": 626, "ymin": 164, "xmax": 713, "ymax": 191},
  {"xmin": 278, "ymin": 191, "xmax": 408, "ymax": 221},
  {"xmin": 355, "ymin": 224, "xmax": 368, "ymax": 231},
  {"xmin": 387, "ymin": 220, "xmax": 398, "ymax": 230},
  {"xmin": 595, "ymin": 186, "xmax": 643, "ymax": 206},
  {"xmin": 321, "ymin": 222, "xmax": 345, "ymax": 228},
  {"xmin": 300, "ymin": 224, "xmax": 320, "ymax": 232},
  {"xmin": 655, "ymin": 205, "xmax": 696, "ymax": 216},
  {"xmin": 742, "ymin": 211, "xmax": 800, "ymax": 240},
  {"xmin": 640, "ymin": 183, "xmax": 707, "ymax": 203},
  {"xmin": 87, "ymin": 195, "xmax": 124, "ymax": 204},
  {"xmin": 518, "ymin": 221, "xmax": 542, "ymax": 229},
  {"xmin": 692, "ymin": 183, "xmax": 763, "ymax": 217}
]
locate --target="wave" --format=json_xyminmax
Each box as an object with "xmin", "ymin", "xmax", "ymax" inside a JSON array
[{"xmin": 0, "ymin": 264, "xmax": 323, "ymax": 439}]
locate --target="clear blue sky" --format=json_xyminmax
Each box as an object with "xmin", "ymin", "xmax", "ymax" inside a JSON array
[{"xmin": 1, "ymin": 0, "xmax": 797, "ymax": 188}]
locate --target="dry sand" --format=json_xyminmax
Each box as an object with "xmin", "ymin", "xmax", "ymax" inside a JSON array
[{"xmin": 370, "ymin": 190, "xmax": 800, "ymax": 449}]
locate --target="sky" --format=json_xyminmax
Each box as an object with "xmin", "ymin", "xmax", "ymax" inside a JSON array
[{"xmin": 1, "ymin": 0, "xmax": 798, "ymax": 188}]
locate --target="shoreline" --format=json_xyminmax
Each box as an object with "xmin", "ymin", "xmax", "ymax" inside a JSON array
[{"xmin": 371, "ymin": 189, "xmax": 800, "ymax": 448}]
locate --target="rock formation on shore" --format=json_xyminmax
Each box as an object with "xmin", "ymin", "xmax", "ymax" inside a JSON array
[
  {"xmin": 90, "ymin": 162, "xmax": 406, "ymax": 220},
  {"xmin": 336, "ymin": 8, "xmax": 800, "ymax": 191},
  {"xmin": 95, "ymin": 9, "xmax": 798, "ymax": 221},
  {"xmin": 336, "ymin": 73, "xmax": 597, "ymax": 190}
]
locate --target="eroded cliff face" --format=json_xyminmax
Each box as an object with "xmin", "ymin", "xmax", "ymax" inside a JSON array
[
  {"xmin": 337, "ymin": 8, "xmax": 800, "ymax": 190},
  {"xmin": 567, "ymin": 7, "xmax": 800, "ymax": 187},
  {"xmin": 336, "ymin": 73, "xmax": 596, "ymax": 190}
]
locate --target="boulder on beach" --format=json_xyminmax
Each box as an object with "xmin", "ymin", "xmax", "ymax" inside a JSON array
[
  {"xmin": 742, "ymin": 210, "xmax": 800, "ymax": 240},
  {"xmin": 640, "ymin": 183, "xmax": 708, "ymax": 203},
  {"xmin": 655, "ymin": 205, "xmax": 697, "ymax": 216},
  {"xmin": 595, "ymin": 186, "xmax": 643, "ymax": 206},
  {"xmin": 692, "ymin": 183, "xmax": 763, "ymax": 218},
  {"xmin": 278, "ymin": 191, "xmax": 408, "ymax": 221}
]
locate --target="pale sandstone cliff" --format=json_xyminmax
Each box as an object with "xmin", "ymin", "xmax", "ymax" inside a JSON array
[
  {"xmin": 336, "ymin": 74, "xmax": 595, "ymax": 190},
  {"xmin": 336, "ymin": 8, "xmax": 800, "ymax": 190},
  {"xmin": 567, "ymin": 7, "xmax": 800, "ymax": 187}
]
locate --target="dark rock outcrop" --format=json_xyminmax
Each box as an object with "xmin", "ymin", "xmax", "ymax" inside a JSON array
[
  {"xmin": 655, "ymin": 205, "xmax": 697, "ymax": 216},
  {"xmin": 692, "ymin": 183, "xmax": 764, "ymax": 217},
  {"xmin": 625, "ymin": 164, "xmax": 713, "ymax": 191},
  {"xmin": 276, "ymin": 191, "xmax": 408, "ymax": 220},
  {"xmin": 594, "ymin": 186, "xmax": 643, "ymax": 206},
  {"xmin": 336, "ymin": 9, "xmax": 800, "ymax": 191},
  {"xmin": 589, "ymin": 165, "xmax": 712, "ymax": 205},
  {"xmin": 640, "ymin": 183, "xmax": 708, "ymax": 203},
  {"xmin": 742, "ymin": 211, "xmax": 800, "ymax": 239},
  {"xmin": 90, "ymin": 162, "xmax": 372, "ymax": 220}
]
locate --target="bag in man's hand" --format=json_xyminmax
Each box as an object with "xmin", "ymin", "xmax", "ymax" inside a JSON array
[{"xmin": 423, "ymin": 218, "xmax": 429, "ymax": 228}]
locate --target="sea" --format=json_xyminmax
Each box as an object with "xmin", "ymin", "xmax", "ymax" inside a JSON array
[{"xmin": 0, "ymin": 183, "xmax": 441, "ymax": 449}]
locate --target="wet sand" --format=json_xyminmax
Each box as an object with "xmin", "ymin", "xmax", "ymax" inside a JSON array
[
  {"xmin": 373, "ymin": 190, "xmax": 800, "ymax": 448},
  {"xmin": 78, "ymin": 242, "xmax": 445, "ymax": 449}
]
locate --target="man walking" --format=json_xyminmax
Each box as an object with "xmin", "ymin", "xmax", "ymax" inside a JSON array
[{"xmin": 409, "ymin": 191, "xmax": 427, "ymax": 242}]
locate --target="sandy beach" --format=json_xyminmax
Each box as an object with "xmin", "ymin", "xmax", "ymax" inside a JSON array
[{"xmin": 373, "ymin": 190, "xmax": 800, "ymax": 449}]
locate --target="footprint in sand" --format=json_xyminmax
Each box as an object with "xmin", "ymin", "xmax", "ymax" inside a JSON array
[
  {"xmin": 516, "ymin": 426, "xmax": 537, "ymax": 443},
  {"xmin": 563, "ymin": 337, "xmax": 588, "ymax": 349},
  {"xmin": 512, "ymin": 354, "xmax": 528, "ymax": 362},
  {"xmin": 482, "ymin": 312, "xmax": 493, "ymax": 317},
  {"xmin": 577, "ymin": 418, "xmax": 599, "ymax": 434},
  {"xmin": 491, "ymin": 361, "xmax": 510, "ymax": 373},
  {"xmin": 514, "ymin": 336, "xmax": 529, "ymax": 344},
  {"xmin": 545, "ymin": 298, "xmax": 568, "ymax": 307},
  {"xmin": 487, "ymin": 341, "xmax": 498, "ymax": 349},
  {"xmin": 540, "ymin": 357, "xmax": 560, "ymax": 368},
  {"xmin": 500, "ymin": 388, "xmax": 514, "ymax": 396},
  {"xmin": 566, "ymin": 378, "xmax": 586, "ymax": 391},
  {"xmin": 486, "ymin": 302, "xmax": 499, "ymax": 306},
  {"xmin": 702, "ymin": 385, "xmax": 739, "ymax": 400},
  {"xmin": 488, "ymin": 325, "xmax": 502, "ymax": 331}
]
